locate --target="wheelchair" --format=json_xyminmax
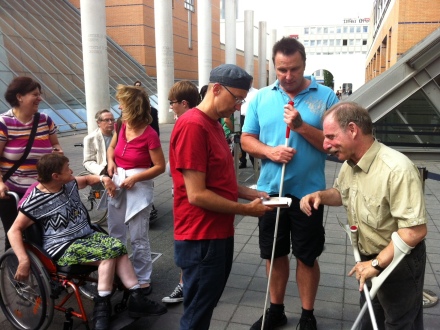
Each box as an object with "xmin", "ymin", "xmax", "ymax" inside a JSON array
[{"xmin": 0, "ymin": 192, "xmax": 128, "ymax": 330}]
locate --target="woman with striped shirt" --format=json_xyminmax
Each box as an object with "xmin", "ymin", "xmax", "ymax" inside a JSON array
[{"xmin": 0, "ymin": 76, "xmax": 63, "ymax": 251}]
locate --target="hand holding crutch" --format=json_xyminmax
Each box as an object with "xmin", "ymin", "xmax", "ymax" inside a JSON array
[
  {"xmin": 338, "ymin": 217, "xmax": 414, "ymax": 330},
  {"xmin": 351, "ymin": 232, "xmax": 413, "ymax": 330},
  {"xmin": 261, "ymin": 100, "xmax": 294, "ymax": 329}
]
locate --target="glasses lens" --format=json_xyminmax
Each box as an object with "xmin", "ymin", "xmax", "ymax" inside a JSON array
[
  {"xmin": 169, "ymin": 101, "xmax": 179, "ymax": 105},
  {"xmin": 101, "ymin": 119, "xmax": 115, "ymax": 123}
]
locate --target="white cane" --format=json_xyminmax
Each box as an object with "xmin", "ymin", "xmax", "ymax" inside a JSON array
[{"xmin": 261, "ymin": 101, "xmax": 294, "ymax": 329}]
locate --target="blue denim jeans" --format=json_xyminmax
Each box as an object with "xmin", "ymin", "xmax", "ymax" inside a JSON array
[
  {"xmin": 359, "ymin": 240, "xmax": 426, "ymax": 330},
  {"xmin": 174, "ymin": 237, "xmax": 234, "ymax": 330}
]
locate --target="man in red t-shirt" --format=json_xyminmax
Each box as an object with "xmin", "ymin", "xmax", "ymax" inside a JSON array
[{"xmin": 169, "ymin": 64, "xmax": 273, "ymax": 330}]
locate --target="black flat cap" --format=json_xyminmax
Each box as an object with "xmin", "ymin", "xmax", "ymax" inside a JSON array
[{"xmin": 209, "ymin": 64, "xmax": 252, "ymax": 91}]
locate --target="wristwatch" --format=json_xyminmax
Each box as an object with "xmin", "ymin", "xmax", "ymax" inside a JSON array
[{"xmin": 371, "ymin": 258, "xmax": 384, "ymax": 272}]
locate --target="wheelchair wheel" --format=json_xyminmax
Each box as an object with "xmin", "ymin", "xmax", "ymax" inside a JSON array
[
  {"xmin": 77, "ymin": 171, "xmax": 108, "ymax": 225},
  {"xmin": 0, "ymin": 249, "xmax": 54, "ymax": 330}
]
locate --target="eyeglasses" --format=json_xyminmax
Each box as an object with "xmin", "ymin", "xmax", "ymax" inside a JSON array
[
  {"xmin": 99, "ymin": 118, "xmax": 115, "ymax": 123},
  {"xmin": 169, "ymin": 100, "xmax": 181, "ymax": 106},
  {"xmin": 221, "ymin": 85, "xmax": 246, "ymax": 105}
]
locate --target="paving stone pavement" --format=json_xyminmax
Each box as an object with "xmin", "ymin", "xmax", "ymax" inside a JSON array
[{"xmin": 0, "ymin": 123, "xmax": 439, "ymax": 329}]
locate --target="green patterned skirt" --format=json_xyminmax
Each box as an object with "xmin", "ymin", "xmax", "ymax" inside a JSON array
[{"xmin": 57, "ymin": 232, "xmax": 127, "ymax": 266}]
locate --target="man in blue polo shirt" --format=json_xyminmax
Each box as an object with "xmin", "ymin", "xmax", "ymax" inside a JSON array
[{"xmin": 242, "ymin": 37, "xmax": 338, "ymax": 330}]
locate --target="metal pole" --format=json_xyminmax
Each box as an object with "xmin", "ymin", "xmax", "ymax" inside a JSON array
[{"xmin": 417, "ymin": 166, "xmax": 439, "ymax": 308}]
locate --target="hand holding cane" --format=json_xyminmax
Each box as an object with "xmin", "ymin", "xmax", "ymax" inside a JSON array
[{"xmin": 261, "ymin": 101, "xmax": 294, "ymax": 329}]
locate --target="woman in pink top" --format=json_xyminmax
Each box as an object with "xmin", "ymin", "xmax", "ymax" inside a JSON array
[{"xmin": 107, "ymin": 84, "xmax": 165, "ymax": 294}]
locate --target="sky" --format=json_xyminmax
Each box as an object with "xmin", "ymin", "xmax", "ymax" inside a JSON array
[{"xmin": 237, "ymin": 0, "xmax": 375, "ymax": 28}]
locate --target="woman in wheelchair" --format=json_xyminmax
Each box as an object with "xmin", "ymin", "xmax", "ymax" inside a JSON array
[{"xmin": 7, "ymin": 153, "xmax": 167, "ymax": 330}]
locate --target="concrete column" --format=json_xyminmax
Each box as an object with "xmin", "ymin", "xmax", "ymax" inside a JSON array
[
  {"xmin": 258, "ymin": 21, "xmax": 267, "ymax": 88},
  {"xmin": 225, "ymin": 0, "xmax": 236, "ymax": 64},
  {"xmin": 268, "ymin": 29, "xmax": 277, "ymax": 84},
  {"xmin": 244, "ymin": 10, "xmax": 254, "ymax": 76},
  {"xmin": 198, "ymin": 0, "xmax": 212, "ymax": 87},
  {"xmin": 80, "ymin": 0, "xmax": 110, "ymax": 133},
  {"xmin": 154, "ymin": 0, "xmax": 174, "ymax": 124}
]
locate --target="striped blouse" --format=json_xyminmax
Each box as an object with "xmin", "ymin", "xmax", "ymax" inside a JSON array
[{"xmin": 0, "ymin": 109, "xmax": 57, "ymax": 194}]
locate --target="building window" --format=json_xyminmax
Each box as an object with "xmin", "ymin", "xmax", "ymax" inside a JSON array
[
  {"xmin": 324, "ymin": 27, "xmax": 328, "ymax": 33},
  {"xmin": 304, "ymin": 27, "xmax": 309, "ymax": 34},
  {"xmin": 310, "ymin": 40, "xmax": 315, "ymax": 46},
  {"xmin": 356, "ymin": 39, "xmax": 361, "ymax": 45},
  {"xmin": 311, "ymin": 27, "xmax": 316, "ymax": 34},
  {"xmin": 329, "ymin": 27, "xmax": 335, "ymax": 34},
  {"xmin": 323, "ymin": 39, "xmax": 328, "ymax": 46},
  {"xmin": 363, "ymin": 39, "xmax": 367, "ymax": 45},
  {"xmin": 337, "ymin": 27, "xmax": 342, "ymax": 33},
  {"xmin": 349, "ymin": 39, "xmax": 354, "ymax": 45},
  {"xmin": 363, "ymin": 26, "xmax": 368, "ymax": 33},
  {"xmin": 304, "ymin": 40, "xmax": 309, "ymax": 46},
  {"xmin": 317, "ymin": 27, "xmax": 322, "ymax": 34},
  {"xmin": 317, "ymin": 40, "xmax": 322, "ymax": 46},
  {"xmin": 329, "ymin": 39, "xmax": 334, "ymax": 46},
  {"xmin": 343, "ymin": 27, "xmax": 348, "ymax": 33},
  {"xmin": 350, "ymin": 26, "xmax": 355, "ymax": 33},
  {"xmin": 343, "ymin": 39, "xmax": 348, "ymax": 46},
  {"xmin": 356, "ymin": 26, "xmax": 361, "ymax": 33},
  {"xmin": 336, "ymin": 39, "xmax": 341, "ymax": 46}
]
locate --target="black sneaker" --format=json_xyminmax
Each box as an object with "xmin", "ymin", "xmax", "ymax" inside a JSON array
[
  {"xmin": 128, "ymin": 288, "xmax": 167, "ymax": 318},
  {"xmin": 141, "ymin": 285, "xmax": 152, "ymax": 296},
  {"xmin": 296, "ymin": 316, "xmax": 317, "ymax": 330},
  {"xmin": 162, "ymin": 283, "xmax": 184, "ymax": 303},
  {"xmin": 93, "ymin": 295, "xmax": 111, "ymax": 330},
  {"xmin": 250, "ymin": 308, "xmax": 287, "ymax": 330}
]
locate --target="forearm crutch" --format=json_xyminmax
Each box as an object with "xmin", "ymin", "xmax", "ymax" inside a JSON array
[
  {"xmin": 261, "ymin": 101, "xmax": 294, "ymax": 329},
  {"xmin": 338, "ymin": 218, "xmax": 414, "ymax": 330},
  {"xmin": 338, "ymin": 218, "xmax": 377, "ymax": 328}
]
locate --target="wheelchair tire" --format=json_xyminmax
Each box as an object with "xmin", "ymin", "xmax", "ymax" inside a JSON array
[
  {"xmin": 0, "ymin": 249, "xmax": 54, "ymax": 330},
  {"xmin": 77, "ymin": 171, "xmax": 108, "ymax": 225}
]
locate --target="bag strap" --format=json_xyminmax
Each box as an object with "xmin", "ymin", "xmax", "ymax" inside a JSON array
[{"xmin": 2, "ymin": 112, "xmax": 40, "ymax": 182}]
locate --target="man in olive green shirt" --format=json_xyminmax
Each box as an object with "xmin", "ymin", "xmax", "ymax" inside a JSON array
[{"xmin": 300, "ymin": 102, "xmax": 427, "ymax": 330}]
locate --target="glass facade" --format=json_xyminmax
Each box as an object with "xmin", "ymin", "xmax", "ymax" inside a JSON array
[
  {"xmin": 0, "ymin": 0, "xmax": 158, "ymax": 133},
  {"xmin": 374, "ymin": 87, "xmax": 440, "ymax": 147}
]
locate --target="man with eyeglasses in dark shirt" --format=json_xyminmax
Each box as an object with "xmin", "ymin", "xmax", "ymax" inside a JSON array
[{"xmin": 83, "ymin": 109, "xmax": 115, "ymax": 175}]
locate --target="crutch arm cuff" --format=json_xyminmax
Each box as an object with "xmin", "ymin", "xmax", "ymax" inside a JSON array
[{"xmin": 391, "ymin": 232, "xmax": 414, "ymax": 255}]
